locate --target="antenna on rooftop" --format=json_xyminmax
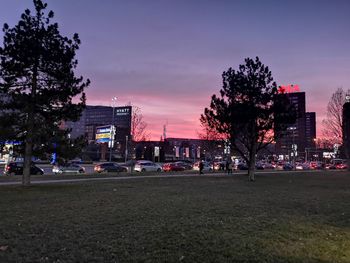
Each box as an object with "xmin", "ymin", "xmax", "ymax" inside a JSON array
[{"xmin": 163, "ymin": 120, "xmax": 168, "ymax": 141}]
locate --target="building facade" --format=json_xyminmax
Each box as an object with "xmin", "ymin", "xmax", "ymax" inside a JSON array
[
  {"xmin": 305, "ymin": 112, "xmax": 316, "ymax": 149},
  {"xmin": 62, "ymin": 105, "xmax": 132, "ymax": 160},
  {"xmin": 275, "ymin": 92, "xmax": 316, "ymax": 159}
]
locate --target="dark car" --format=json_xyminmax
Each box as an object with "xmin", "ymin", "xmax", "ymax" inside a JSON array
[
  {"xmin": 4, "ymin": 162, "xmax": 44, "ymax": 176},
  {"xmin": 162, "ymin": 163, "xmax": 185, "ymax": 172},
  {"xmin": 174, "ymin": 161, "xmax": 193, "ymax": 170},
  {"xmin": 283, "ymin": 163, "xmax": 294, "ymax": 170},
  {"xmin": 237, "ymin": 163, "xmax": 248, "ymax": 170},
  {"xmin": 325, "ymin": 163, "xmax": 336, "ymax": 170},
  {"xmin": 94, "ymin": 163, "xmax": 128, "ymax": 173}
]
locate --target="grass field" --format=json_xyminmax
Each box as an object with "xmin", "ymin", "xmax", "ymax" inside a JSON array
[{"xmin": 0, "ymin": 171, "xmax": 349, "ymax": 262}]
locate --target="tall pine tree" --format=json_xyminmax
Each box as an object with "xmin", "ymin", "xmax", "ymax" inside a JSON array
[
  {"xmin": 201, "ymin": 57, "xmax": 296, "ymax": 181},
  {"xmin": 0, "ymin": 0, "xmax": 89, "ymax": 185}
]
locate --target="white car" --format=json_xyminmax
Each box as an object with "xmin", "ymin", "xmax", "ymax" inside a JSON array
[
  {"xmin": 134, "ymin": 161, "xmax": 162, "ymax": 172},
  {"xmin": 52, "ymin": 163, "xmax": 85, "ymax": 174},
  {"xmin": 192, "ymin": 161, "xmax": 213, "ymax": 172}
]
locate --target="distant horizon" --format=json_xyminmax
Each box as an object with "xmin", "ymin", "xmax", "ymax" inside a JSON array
[{"xmin": 1, "ymin": 0, "xmax": 349, "ymax": 140}]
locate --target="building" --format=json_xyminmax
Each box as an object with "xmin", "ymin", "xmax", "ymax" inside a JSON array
[
  {"xmin": 62, "ymin": 105, "xmax": 132, "ymax": 160},
  {"xmin": 342, "ymin": 98, "xmax": 350, "ymax": 160},
  {"xmin": 134, "ymin": 138, "xmax": 225, "ymax": 162},
  {"xmin": 275, "ymin": 91, "xmax": 316, "ymax": 159},
  {"xmin": 305, "ymin": 112, "xmax": 316, "ymax": 149}
]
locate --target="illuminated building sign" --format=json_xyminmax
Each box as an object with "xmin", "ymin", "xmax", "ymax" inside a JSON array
[
  {"xmin": 115, "ymin": 107, "xmax": 131, "ymax": 116},
  {"xmin": 95, "ymin": 125, "xmax": 115, "ymax": 143},
  {"xmin": 278, "ymin": 84, "xmax": 300, "ymax": 94}
]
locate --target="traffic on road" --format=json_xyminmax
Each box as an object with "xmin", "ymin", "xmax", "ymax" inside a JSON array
[{"xmin": 0, "ymin": 159, "xmax": 348, "ymax": 177}]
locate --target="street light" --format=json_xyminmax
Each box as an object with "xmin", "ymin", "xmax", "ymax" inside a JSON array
[
  {"xmin": 313, "ymin": 138, "xmax": 318, "ymax": 161},
  {"xmin": 109, "ymin": 96, "xmax": 117, "ymax": 162},
  {"xmin": 287, "ymin": 126, "xmax": 297, "ymax": 167}
]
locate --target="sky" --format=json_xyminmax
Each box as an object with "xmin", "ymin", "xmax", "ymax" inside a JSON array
[{"xmin": 0, "ymin": 0, "xmax": 349, "ymax": 140}]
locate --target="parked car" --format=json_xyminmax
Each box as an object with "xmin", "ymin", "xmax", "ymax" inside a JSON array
[
  {"xmin": 4, "ymin": 162, "xmax": 44, "ymax": 176},
  {"xmin": 162, "ymin": 163, "xmax": 185, "ymax": 172},
  {"xmin": 283, "ymin": 163, "xmax": 294, "ymax": 170},
  {"xmin": 192, "ymin": 161, "xmax": 213, "ymax": 172},
  {"xmin": 213, "ymin": 161, "xmax": 226, "ymax": 171},
  {"xmin": 295, "ymin": 162, "xmax": 310, "ymax": 170},
  {"xmin": 309, "ymin": 161, "xmax": 323, "ymax": 170},
  {"xmin": 134, "ymin": 161, "xmax": 162, "ymax": 172},
  {"xmin": 94, "ymin": 163, "xmax": 127, "ymax": 173},
  {"xmin": 255, "ymin": 162, "xmax": 264, "ymax": 170},
  {"xmin": 52, "ymin": 163, "xmax": 85, "ymax": 175},
  {"xmin": 237, "ymin": 163, "xmax": 248, "ymax": 170},
  {"xmin": 261, "ymin": 162, "xmax": 275, "ymax": 169},
  {"xmin": 325, "ymin": 163, "xmax": 337, "ymax": 170},
  {"xmin": 275, "ymin": 162, "xmax": 285, "ymax": 170},
  {"xmin": 174, "ymin": 161, "xmax": 193, "ymax": 170},
  {"xmin": 336, "ymin": 163, "xmax": 348, "ymax": 170}
]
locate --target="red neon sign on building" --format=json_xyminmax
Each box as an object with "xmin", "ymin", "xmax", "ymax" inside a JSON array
[{"xmin": 278, "ymin": 84, "xmax": 300, "ymax": 94}]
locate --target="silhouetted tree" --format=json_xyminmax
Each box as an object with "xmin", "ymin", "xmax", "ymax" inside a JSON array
[
  {"xmin": 322, "ymin": 88, "xmax": 350, "ymax": 145},
  {"xmin": 32, "ymin": 127, "xmax": 87, "ymax": 163},
  {"xmin": 0, "ymin": 0, "xmax": 89, "ymax": 185},
  {"xmin": 201, "ymin": 57, "xmax": 296, "ymax": 181}
]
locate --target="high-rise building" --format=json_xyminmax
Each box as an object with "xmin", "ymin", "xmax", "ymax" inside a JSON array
[
  {"xmin": 275, "ymin": 91, "xmax": 316, "ymax": 158},
  {"xmin": 342, "ymin": 99, "xmax": 350, "ymax": 160},
  {"xmin": 305, "ymin": 112, "xmax": 316, "ymax": 149}
]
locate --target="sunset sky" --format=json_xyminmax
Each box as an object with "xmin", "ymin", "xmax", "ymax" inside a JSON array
[{"xmin": 1, "ymin": 0, "xmax": 349, "ymax": 140}]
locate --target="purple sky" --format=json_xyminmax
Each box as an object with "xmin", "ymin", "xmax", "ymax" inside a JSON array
[{"xmin": 1, "ymin": 0, "xmax": 349, "ymax": 140}]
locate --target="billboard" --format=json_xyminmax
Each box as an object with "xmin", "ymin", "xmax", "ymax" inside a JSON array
[{"xmin": 95, "ymin": 125, "xmax": 115, "ymax": 144}]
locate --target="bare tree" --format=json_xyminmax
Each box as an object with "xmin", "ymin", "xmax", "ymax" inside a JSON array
[
  {"xmin": 198, "ymin": 120, "xmax": 225, "ymax": 141},
  {"xmin": 322, "ymin": 88, "xmax": 350, "ymax": 145},
  {"xmin": 197, "ymin": 121, "xmax": 226, "ymax": 160},
  {"xmin": 131, "ymin": 106, "xmax": 151, "ymax": 142}
]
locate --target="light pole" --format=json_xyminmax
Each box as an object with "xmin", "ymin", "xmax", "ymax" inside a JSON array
[
  {"xmin": 109, "ymin": 96, "xmax": 117, "ymax": 162},
  {"xmin": 125, "ymin": 135, "xmax": 128, "ymax": 163},
  {"xmin": 312, "ymin": 138, "xmax": 318, "ymax": 161},
  {"xmin": 287, "ymin": 126, "xmax": 297, "ymax": 167}
]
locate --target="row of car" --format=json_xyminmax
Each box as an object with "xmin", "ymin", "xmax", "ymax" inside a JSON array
[{"xmin": 3, "ymin": 159, "xmax": 348, "ymax": 176}]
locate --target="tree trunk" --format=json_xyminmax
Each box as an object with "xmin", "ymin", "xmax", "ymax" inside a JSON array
[
  {"xmin": 248, "ymin": 142, "xmax": 257, "ymax": 181},
  {"xmin": 22, "ymin": 129, "xmax": 33, "ymax": 186},
  {"xmin": 22, "ymin": 64, "xmax": 38, "ymax": 186}
]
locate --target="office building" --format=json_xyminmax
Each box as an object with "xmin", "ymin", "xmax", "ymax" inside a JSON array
[
  {"xmin": 275, "ymin": 91, "xmax": 316, "ymax": 158},
  {"xmin": 63, "ymin": 105, "xmax": 132, "ymax": 145},
  {"xmin": 305, "ymin": 112, "xmax": 316, "ymax": 149}
]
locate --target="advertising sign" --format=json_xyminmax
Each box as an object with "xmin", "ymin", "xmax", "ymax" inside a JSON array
[
  {"xmin": 185, "ymin": 147, "xmax": 190, "ymax": 158},
  {"xmin": 175, "ymin": 147, "xmax": 180, "ymax": 158},
  {"xmin": 154, "ymin": 146, "xmax": 160, "ymax": 157},
  {"xmin": 96, "ymin": 125, "xmax": 115, "ymax": 143}
]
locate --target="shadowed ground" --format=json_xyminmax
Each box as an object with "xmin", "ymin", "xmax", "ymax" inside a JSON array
[{"xmin": 0, "ymin": 172, "xmax": 349, "ymax": 262}]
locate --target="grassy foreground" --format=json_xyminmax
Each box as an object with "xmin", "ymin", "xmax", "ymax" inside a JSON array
[{"xmin": 0, "ymin": 172, "xmax": 349, "ymax": 262}]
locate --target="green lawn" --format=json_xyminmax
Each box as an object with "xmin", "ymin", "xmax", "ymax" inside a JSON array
[{"xmin": 0, "ymin": 172, "xmax": 349, "ymax": 262}]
